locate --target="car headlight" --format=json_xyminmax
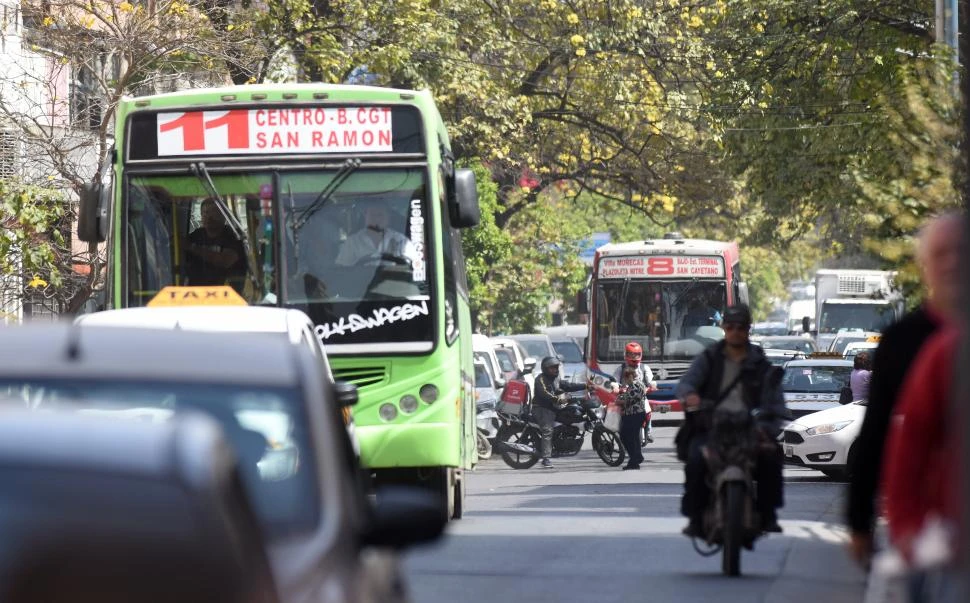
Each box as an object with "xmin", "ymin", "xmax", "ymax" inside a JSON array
[{"xmin": 805, "ymin": 420, "xmax": 853, "ymax": 436}]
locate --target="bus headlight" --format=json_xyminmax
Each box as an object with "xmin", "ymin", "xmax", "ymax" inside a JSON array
[
  {"xmin": 399, "ymin": 395, "xmax": 419, "ymax": 414},
  {"xmin": 420, "ymin": 384, "xmax": 439, "ymax": 404},
  {"xmin": 379, "ymin": 403, "xmax": 398, "ymax": 422}
]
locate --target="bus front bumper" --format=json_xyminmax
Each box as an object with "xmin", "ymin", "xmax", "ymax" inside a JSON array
[{"xmin": 355, "ymin": 421, "xmax": 461, "ymax": 469}]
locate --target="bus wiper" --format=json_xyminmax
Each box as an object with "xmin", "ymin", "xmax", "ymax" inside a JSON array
[
  {"xmin": 189, "ymin": 161, "xmax": 258, "ymax": 294},
  {"xmin": 293, "ymin": 158, "xmax": 361, "ymax": 231},
  {"xmin": 189, "ymin": 162, "xmax": 247, "ymax": 242}
]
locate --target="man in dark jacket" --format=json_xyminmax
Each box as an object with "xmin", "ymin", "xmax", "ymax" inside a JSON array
[
  {"xmin": 846, "ymin": 212, "xmax": 964, "ymax": 567},
  {"xmin": 675, "ymin": 304, "xmax": 788, "ymax": 536},
  {"xmin": 533, "ymin": 356, "xmax": 588, "ymax": 469}
]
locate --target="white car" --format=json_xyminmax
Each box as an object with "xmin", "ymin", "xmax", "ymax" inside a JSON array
[
  {"xmin": 842, "ymin": 341, "xmax": 878, "ymax": 361},
  {"xmin": 74, "ymin": 303, "xmax": 361, "ymax": 459},
  {"xmin": 781, "ymin": 399, "xmax": 867, "ymax": 479}
]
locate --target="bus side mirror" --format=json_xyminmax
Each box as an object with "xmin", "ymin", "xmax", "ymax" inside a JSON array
[
  {"xmin": 78, "ymin": 182, "xmax": 109, "ymax": 243},
  {"xmin": 333, "ymin": 381, "xmax": 358, "ymax": 407},
  {"xmin": 449, "ymin": 168, "xmax": 480, "ymax": 229},
  {"xmin": 802, "ymin": 316, "xmax": 811, "ymax": 334},
  {"xmin": 576, "ymin": 289, "xmax": 588, "ymax": 314},
  {"xmin": 738, "ymin": 282, "xmax": 750, "ymax": 306}
]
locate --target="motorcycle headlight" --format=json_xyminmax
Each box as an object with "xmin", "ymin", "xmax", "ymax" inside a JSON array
[{"xmin": 805, "ymin": 420, "xmax": 853, "ymax": 436}]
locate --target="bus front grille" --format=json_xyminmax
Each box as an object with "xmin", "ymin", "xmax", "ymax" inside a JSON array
[{"xmin": 333, "ymin": 366, "xmax": 388, "ymax": 389}]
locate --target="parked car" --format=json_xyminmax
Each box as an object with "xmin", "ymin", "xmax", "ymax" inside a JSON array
[
  {"xmin": 473, "ymin": 333, "xmax": 504, "ymax": 393},
  {"xmin": 548, "ymin": 336, "xmax": 588, "ymax": 385},
  {"xmin": 761, "ymin": 348, "xmax": 807, "ymax": 367},
  {"xmin": 74, "ymin": 303, "xmax": 361, "ymax": 459},
  {"xmin": 781, "ymin": 399, "xmax": 867, "ymax": 480},
  {"xmin": 842, "ymin": 341, "xmax": 879, "ymax": 361},
  {"xmin": 828, "ymin": 330, "xmax": 881, "ymax": 355},
  {"xmin": 0, "ymin": 323, "xmax": 445, "ymax": 603},
  {"xmin": 757, "ymin": 336, "xmax": 817, "ymax": 355},
  {"xmin": 781, "ymin": 358, "xmax": 854, "ymax": 419}
]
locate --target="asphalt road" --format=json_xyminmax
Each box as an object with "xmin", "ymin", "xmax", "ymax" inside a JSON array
[{"xmin": 404, "ymin": 426, "xmax": 867, "ymax": 603}]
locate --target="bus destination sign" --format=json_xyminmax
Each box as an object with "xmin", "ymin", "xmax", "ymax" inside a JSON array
[
  {"xmin": 127, "ymin": 105, "xmax": 424, "ymax": 160},
  {"xmin": 597, "ymin": 255, "xmax": 725, "ymax": 279}
]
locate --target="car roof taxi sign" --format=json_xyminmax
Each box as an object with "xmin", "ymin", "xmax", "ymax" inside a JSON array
[{"xmin": 147, "ymin": 286, "xmax": 248, "ymax": 307}]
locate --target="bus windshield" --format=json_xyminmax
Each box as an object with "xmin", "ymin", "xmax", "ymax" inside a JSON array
[
  {"xmin": 595, "ymin": 280, "xmax": 727, "ymax": 363},
  {"xmin": 125, "ymin": 168, "xmax": 434, "ymax": 348}
]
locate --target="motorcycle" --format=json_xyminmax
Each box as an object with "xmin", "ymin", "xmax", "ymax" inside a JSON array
[
  {"xmin": 476, "ymin": 398, "xmax": 502, "ymax": 460},
  {"xmin": 689, "ymin": 404, "xmax": 777, "ymax": 577},
  {"xmin": 494, "ymin": 390, "xmax": 625, "ymax": 469}
]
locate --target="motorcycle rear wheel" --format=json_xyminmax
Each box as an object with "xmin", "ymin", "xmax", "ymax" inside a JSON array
[
  {"xmin": 592, "ymin": 426, "xmax": 626, "ymax": 467},
  {"xmin": 477, "ymin": 431, "xmax": 492, "ymax": 459},
  {"xmin": 722, "ymin": 482, "xmax": 745, "ymax": 576},
  {"xmin": 497, "ymin": 425, "xmax": 541, "ymax": 469}
]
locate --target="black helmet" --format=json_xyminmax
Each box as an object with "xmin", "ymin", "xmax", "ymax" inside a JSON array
[
  {"xmin": 541, "ymin": 356, "xmax": 561, "ymax": 371},
  {"xmin": 722, "ymin": 304, "xmax": 752, "ymax": 325}
]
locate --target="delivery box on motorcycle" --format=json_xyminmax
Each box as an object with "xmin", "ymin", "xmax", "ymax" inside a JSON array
[{"xmin": 500, "ymin": 379, "xmax": 530, "ymax": 415}]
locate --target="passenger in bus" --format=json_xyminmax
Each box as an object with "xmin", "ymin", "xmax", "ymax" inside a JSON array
[
  {"xmin": 335, "ymin": 201, "xmax": 419, "ymax": 269},
  {"xmin": 185, "ymin": 198, "xmax": 247, "ymax": 291}
]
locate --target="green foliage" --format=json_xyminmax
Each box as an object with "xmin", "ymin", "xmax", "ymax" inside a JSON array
[{"xmin": 0, "ymin": 180, "xmax": 69, "ymax": 294}]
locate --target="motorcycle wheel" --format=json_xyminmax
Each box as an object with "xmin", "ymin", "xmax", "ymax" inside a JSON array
[
  {"xmin": 497, "ymin": 425, "xmax": 541, "ymax": 469},
  {"xmin": 592, "ymin": 426, "xmax": 626, "ymax": 467},
  {"xmin": 722, "ymin": 482, "xmax": 745, "ymax": 577},
  {"xmin": 477, "ymin": 431, "xmax": 492, "ymax": 460}
]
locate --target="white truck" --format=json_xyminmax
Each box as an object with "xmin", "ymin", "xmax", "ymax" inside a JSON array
[{"xmin": 814, "ymin": 269, "xmax": 904, "ymax": 351}]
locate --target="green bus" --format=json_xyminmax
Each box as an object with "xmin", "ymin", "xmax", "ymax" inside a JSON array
[{"xmin": 78, "ymin": 84, "xmax": 481, "ymax": 519}]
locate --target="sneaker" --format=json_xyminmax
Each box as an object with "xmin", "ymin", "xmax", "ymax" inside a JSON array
[
  {"xmin": 622, "ymin": 464, "xmax": 640, "ymax": 470},
  {"xmin": 541, "ymin": 458, "xmax": 553, "ymax": 469},
  {"xmin": 682, "ymin": 520, "xmax": 704, "ymax": 538}
]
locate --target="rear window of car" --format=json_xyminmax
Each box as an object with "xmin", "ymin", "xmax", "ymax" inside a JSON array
[
  {"xmin": 761, "ymin": 337, "xmax": 816, "ymax": 354},
  {"xmin": 474, "ymin": 363, "xmax": 493, "ymax": 388},
  {"xmin": 552, "ymin": 340, "xmax": 583, "ymax": 363},
  {"xmin": 494, "ymin": 349, "xmax": 516, "ymax": 372},
  {"xmin": 519, "ymin": 339, "xmax": 552, "ymax": 360},
  {"xmin": 0, "ymin": 379, "xmax": 320, "ymax": 541},
  {"xmin": 782, "ymin": 365, "xmax": 852, "ymax": 393}
]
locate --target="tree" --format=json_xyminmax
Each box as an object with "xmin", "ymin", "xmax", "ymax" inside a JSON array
[{"xmin": 0, "ymin": 0, "xmax": 243, "ymax": 313}]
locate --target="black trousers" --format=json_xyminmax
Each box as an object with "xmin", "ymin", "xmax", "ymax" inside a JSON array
[
  {"xmin": 681, "ymin": 433, "xmax": 784, "ymax": 522},
  {"xmin": 619, "ymin": 411, "xmax": 646, "ymax": 467}
]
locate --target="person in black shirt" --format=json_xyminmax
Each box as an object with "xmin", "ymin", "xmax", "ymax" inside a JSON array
[
  {"xmin": 185, "ymin": 198, "xmax": 247, "ymax": 291},
  {"xmin": 846, "ymin": 212, "xmax": 964, "ymax": 567}
]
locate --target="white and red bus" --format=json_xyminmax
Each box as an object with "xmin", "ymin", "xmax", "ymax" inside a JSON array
[{"xmin": 583, "ymin": 236, "xmax": 748, "ymax": 412}]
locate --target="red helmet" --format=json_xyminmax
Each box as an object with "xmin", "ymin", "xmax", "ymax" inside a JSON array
[{"xmin": 624, "ymin": 342, "xmax": 642, "ymax": 366}]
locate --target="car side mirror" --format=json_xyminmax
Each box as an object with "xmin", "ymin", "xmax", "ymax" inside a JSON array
[
  {"xmin": 494, "ymin": 378, "xmax": 507, "ymax": 390},
  {"xmin": 333, "ymin": 381, "xmax": 358, "ymax": 407},
  {"xmin": 362, "ymin": 486, "xmax": 446, "ymax": 550},
  {"xmin": 523, "ymin": 357, "xmax": 537, "ymax": 373}
]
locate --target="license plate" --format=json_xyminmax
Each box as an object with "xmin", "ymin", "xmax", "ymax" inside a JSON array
[
  {"xmin": 784, "ymin": 445, "xmax": 794, "ymax": 457},
  {"xmin": 654, "ymin": 403, "xmax": 670, "ymax": 414}
]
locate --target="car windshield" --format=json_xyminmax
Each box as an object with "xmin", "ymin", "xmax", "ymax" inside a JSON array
[
  {"xmin": 782, "ymin": 365, "xmax": 852, "ymax": 393},
  {"xmin": 0, "ymin": 379, "xmax": 319, "ymax": 541},
  {"xmin": 760, "ymin": 337, "xmax": 816, "ymax": 354},
  {"xmin": 819, "ymin": 303, "xmax": 895, "ymax": 334},
  {"xmin": 552, "ymin": 340, "xmax": 584, "ymax": 363},
  {"xmin": 595, "ymin": 280, "xmax": 727, "ymax": 362},
  {"xmin": 494, "ymin": 349, "xmax": 517, "ymax": 372},
  {"xmin": 474, "ymin": 364, "xmax": 493, "ymax": 388}
]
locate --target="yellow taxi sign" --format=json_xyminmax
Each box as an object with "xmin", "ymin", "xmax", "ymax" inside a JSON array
[
  {"xmin": 147, "ymin": 286, "xmax": 248, "ymax": 308},
  {"xmin": 866, "ymin": 334, "xmax": 882, "ymax": 343}
]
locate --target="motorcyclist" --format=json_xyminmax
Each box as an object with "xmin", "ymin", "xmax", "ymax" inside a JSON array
[
  {"xmin": 533, "ymin": 356, "xmax": 589, "ymax": 469},
  {"xmin": 675, "ymin": 303, "xmax": 788, "ymax": 537}
]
